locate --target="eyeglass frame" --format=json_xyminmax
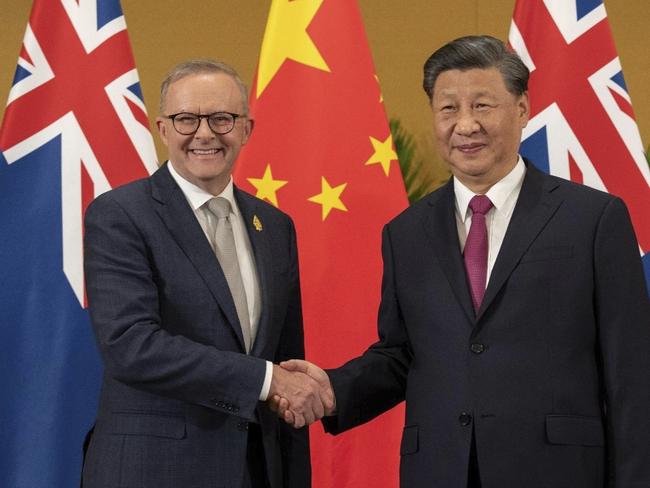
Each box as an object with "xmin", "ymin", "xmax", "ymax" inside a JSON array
[{"xmin": 163, "ymin": 111, "xmax": 246, "ymax": 135}]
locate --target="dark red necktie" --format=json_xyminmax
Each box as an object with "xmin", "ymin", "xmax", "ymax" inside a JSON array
[{"xmin": 464, "ymin": 195, "xmax": 493, "ymax": 312}]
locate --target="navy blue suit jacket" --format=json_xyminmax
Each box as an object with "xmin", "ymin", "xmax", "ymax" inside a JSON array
[
  {"xmin": 82, "ymin": 163, "xmax": 309, "ymax": 488},
  {"xmin": 325, "ymin": 163, "xmax": 650, "ymax": 488}
]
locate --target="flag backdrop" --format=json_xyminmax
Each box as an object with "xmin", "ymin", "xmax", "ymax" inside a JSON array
[
  {"xmin": 0, "ymin": 1, "xmax": 156, "ymax": 486},
  {"xmin": 509, "ymin": 0, "xmax": 650, "ymax": 291},
  {"xmin": 234, "ymin": 0, "xmax": 407, "ymax": 485}
]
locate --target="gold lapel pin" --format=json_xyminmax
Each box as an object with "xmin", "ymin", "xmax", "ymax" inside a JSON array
[{"xmin": 253, "ymin": 215, "xmax": 263, "ymax": 232}]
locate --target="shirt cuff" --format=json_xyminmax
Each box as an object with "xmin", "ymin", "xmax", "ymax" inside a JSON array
[{"xmin": 259, "ymin": 360, "xmax": 273, "ymax": 401}]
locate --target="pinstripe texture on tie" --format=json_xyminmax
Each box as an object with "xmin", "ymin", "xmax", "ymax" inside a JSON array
[{"xmin": 207, "ymin": 197, "xmax": 251, "ymax": 352}]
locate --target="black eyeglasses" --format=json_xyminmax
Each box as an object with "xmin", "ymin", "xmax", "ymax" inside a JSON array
[{"xmin": 164, "ymin": 112, "xmax": 244, "ymax": 135}]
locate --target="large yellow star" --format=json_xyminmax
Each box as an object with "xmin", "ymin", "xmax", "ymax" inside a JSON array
[
  {"xmin": 307, "ymin": 177, "xmax": 348, "ymax": 221},
  {"xmin": 247, "ymin": 164, "xmax": 288, "ymax": 207},
  {"xmin": 256, "ymin": 0, "xmax": 330, "ymax": 97},
  {"xmin": 365, "ymin": 134, "xmax": 397, "ymax": 176}
]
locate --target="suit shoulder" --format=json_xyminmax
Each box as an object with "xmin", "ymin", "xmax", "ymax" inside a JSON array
[
  {"xmin": 544, "ymin": 172, "xmax": 619, "ymax": 208},
  {"xmin": 94, "ymin": 176, "xmax": 151, "ymax": 202},
  {"xmin": 87, "ymin": 176, "xmax": 152, "ymax": 216},
  {"xmin": 386, "ymin": 184, "xmax": 447, "ymax": 228}
]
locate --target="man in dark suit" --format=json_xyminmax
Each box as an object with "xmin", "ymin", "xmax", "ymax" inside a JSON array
[
  {"xmin": 82, "ymin": 60, "xmax": 331, "ymax": 488},
  {"xmin": 275, "ymin": 36, "xmax": 650, "ymax": 487}
]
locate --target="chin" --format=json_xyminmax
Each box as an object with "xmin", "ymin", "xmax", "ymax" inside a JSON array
[{"xmin": 452, "ymin": 161, "xmax": 490, "ymax": 176}]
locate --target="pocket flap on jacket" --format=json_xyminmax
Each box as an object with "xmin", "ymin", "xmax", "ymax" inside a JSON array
[
  {"xmin": 109, "ymin": 411, "xmax": 186, "ymax": 439},
  {"xmin": 400, "ymin": 425, "xmax": 419, "ymax": 455},
  {"xmin": 545, "ymin": 415, "xmax": 604, "ymax": 446}
]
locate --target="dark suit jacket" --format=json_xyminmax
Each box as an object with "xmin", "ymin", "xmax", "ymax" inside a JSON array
[
  {"xmin": 324, "ymin": 163, "xmax": 650, "ymax": 488},
  {"xmin": 82, "ymin": 163, "xmax": 309, "ymax": 488}
]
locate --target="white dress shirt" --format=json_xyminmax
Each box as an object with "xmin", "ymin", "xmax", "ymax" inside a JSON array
[
  {"xmin": 454, "ymin": 157, "xmax": 526, "ymax": 286},
  {"xmin": 167, "ymin": 162, "xmax": 272, "ymax": 400}
]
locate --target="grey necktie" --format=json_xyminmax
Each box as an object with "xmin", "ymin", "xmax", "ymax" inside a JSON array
[{"xmin": 207, "ymin": 197, "xmax": 252, "ymax": 353}]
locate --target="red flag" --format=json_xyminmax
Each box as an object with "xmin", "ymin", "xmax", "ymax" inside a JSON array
[
  {"xmin": 0, "ymin": 1, "xmax": 154, "ymax": 485},
  {"xmin": 234, "ymin": 0, "xmax": 407, "ymax": 485},
  {"xmin": 509, "ymin": 0, "xmax": 650, "ymax": 287}
]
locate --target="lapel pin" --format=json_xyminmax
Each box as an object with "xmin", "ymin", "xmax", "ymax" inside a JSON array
[{"xmin": 253, "ymin": 215, "xmax": 263, "ymax": 232}]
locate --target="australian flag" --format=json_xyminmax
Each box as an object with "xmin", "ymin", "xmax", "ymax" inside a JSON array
[
  {"xmin": 509, "ymin": 0, "xmax": 650, "ymax": 293},
  {"xmin": 0, "ymin": 1, "xmax": 156, "ymax": 486}
]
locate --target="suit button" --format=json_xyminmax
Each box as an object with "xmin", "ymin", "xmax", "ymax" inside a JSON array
[
  {"xmin": 237, "ymin": 421, "xmax": 248, "ymax": 431},
  {"xmin": 459, "ymin": 412, "xmax": 472, "ymax": 426},
  {"xmin": 470, "ymin": 343, "xmax": 485, "ymax": 354}
]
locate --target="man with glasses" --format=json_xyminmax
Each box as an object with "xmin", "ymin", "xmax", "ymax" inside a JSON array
[{"xmin": 81, "ymin": 60, "xmax": 330, "ymax": 488}]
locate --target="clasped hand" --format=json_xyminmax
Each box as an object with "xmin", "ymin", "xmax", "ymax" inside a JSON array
[{"xmin": 267, "ymin": 360, "xmax": 335, "ymax": 428}]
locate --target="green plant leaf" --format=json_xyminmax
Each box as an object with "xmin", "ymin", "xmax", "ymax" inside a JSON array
[{"xmin": 390, "ymin": 118, "xmax": 446, "ymax": 203}]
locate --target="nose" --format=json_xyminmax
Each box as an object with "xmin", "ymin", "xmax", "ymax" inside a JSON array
[
  {"xmin": 194, "ymin": 117, "xmax": 215, "ymax": 138},
  {"xmin": 454, "ymin": 108, "xmax": 480, "ymax": 136}
]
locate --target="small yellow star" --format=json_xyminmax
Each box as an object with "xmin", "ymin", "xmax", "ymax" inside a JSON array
[
  {"xmin": 365, "ymin": 134, "xmax": 397, "ymax": 176},
  {"xmin": 256, "ymin": 0, "xmax": 330, "ymax": 97},
  {"xmin": 307, "ymin": 177, "xmax": 348, "ymax": 221},
  {"xmin": 247, "ymin": 164, "xmax": 288, "ymax": 207}
]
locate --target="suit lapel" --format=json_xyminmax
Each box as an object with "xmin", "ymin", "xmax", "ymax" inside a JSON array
[
  {"xmin": 477, "ymin": 163, "xmax": 563, "ymax": 319},
  {"xmin": 422, "ymin": 179, "xmax": 477, "ymax": 324},
  {"xmin": 150, "ymin": 164, "xmax": 247, "ymax": 350},
  {"xmin": 234, "ymin": 188, "xmax": 272, "ymax": 357}
]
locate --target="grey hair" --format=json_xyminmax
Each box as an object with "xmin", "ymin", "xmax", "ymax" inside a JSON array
[
  {"xmin": 159, "ymin": 59, "xmax": 250, "ymax": 115},
  {"xmin": 423, "ymin": 35, "xmax": 529, "ymax": 100}
]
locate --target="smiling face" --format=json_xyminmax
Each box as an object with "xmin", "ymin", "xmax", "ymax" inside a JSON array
[
  {"xmin": 431, "ymin": 67, "xmax": 529, "ymax": 193},
  {"xmin": 156, "ymin": 72, "xmax": 253, "ymax": 195}
]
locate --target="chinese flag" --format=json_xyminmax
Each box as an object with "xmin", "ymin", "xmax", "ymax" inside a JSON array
[
  {"xmin": 509, "ymin": 0, "xmax": 650, "ymax": 289},
  {"xmin": 234, "ymin": 0, "xmax": 407, "ymax": 486}
]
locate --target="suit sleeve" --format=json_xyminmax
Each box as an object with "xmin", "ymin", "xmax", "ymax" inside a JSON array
[
  {"xmin": 274, "ymin": 218, "xmax": 311, "ymax": 488},
  {"xmin": 84, "ymin": 193, "xmax": 266, "ymax": 421},
  {"xmin": 323, "ymin": 224, "xmax": 411, "ymax": 434},
  {"xmin": 593, "ymin": 197, "xmax": 650, "ymax": 487}
]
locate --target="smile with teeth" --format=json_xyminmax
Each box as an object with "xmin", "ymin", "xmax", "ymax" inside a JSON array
[{"xmin": 190, "ymin": 148, "xmax": 223, "ymax": 155}]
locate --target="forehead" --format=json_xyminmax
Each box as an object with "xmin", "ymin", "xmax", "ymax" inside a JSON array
[
  {"xmin": 432, "ymin": 67, "xmax": 510, "ymax": 99},
  {"xmin": 164, "ymin": 72, "xmax": 242, "ymax": 112}
]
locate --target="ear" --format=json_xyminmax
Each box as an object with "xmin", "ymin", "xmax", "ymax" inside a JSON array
[
  {"xmin": 518, "ymin": 91, "xmax": 530, "ymax": 128},
  {"xmin": 156, "ymin": 117, "xmax": 169, "ymax": 147},
  {"xmin": 241, "ymin": 118, "xmax": 254, "ymax": 145}
]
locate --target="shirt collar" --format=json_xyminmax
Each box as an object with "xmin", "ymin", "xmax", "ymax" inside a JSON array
[
  {"xmin": 454, "ymin": 156, "xmax": 526, "ymax": 219},
  {"xmin": 166, "ymin": 161, "xmax": 239, "ymax": 216}
]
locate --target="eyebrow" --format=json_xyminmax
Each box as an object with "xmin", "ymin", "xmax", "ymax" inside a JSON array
[{"xmin": 436, "ymin": 89, "xmax": 496, "ymax": 98}]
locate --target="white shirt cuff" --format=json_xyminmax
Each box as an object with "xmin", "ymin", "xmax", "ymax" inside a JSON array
[{"xmin": 259, "ymin": 360, "xmax": 273, "ymax": 401}]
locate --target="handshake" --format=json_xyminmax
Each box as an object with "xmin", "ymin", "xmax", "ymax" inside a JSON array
[{"xmin": 267, "ymin": 360, "xmax": 336, "ymax": 429}]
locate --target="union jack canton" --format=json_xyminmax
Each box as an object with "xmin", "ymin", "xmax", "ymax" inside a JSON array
[
  {"xmin": 509, "ymin": 0, "xmax": 650, "ymax": 288},
  {"xmin": 0, "ymin": 1, "xmax": 155, "ymax": 487}
]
